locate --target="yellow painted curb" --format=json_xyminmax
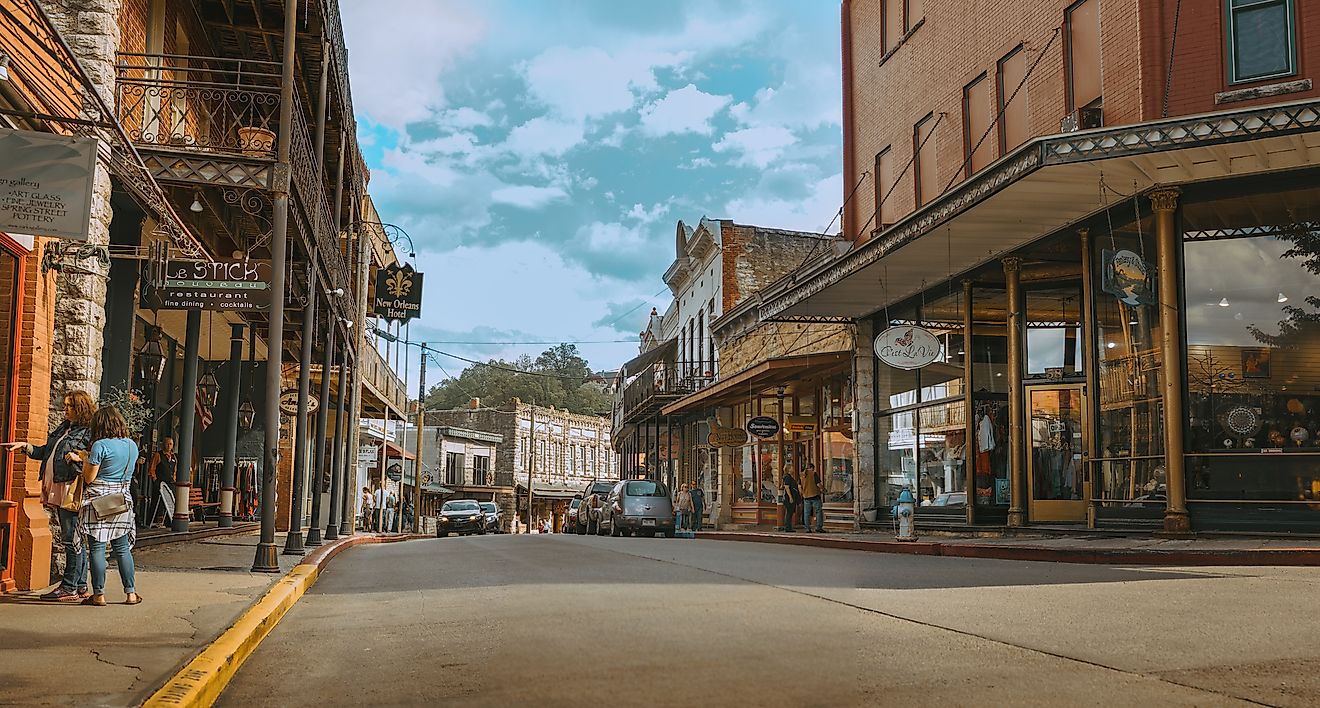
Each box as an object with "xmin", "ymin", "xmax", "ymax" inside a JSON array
[{"xmin": 143, "ymin": 563, "xmax": 319, "ymax": 707}]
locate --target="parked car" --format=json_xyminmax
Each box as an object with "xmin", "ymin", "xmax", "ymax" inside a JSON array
[
  {"xmin": 600, "ymin": 479, "xmax": 675, "ymax": 538},
  {"xmin": 566, "ymin": 498, "xmax": 580, "ymax": 532},
  {"xmin": 479, "ymin": 501, "xmax": 501, "ymax": 533},
  {"xmin": 436, "ymin": 499, "xmax": 485, "ymax": 537},
  {"xmin": 575, "ymin": 479, "xmax": 616, "ymax": 535}
]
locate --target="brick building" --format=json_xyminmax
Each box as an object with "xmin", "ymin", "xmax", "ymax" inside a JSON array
[
  {"xmin": 428, "ymin": 399, "xmax": 615, "ymax": 532},
  {"xmin": 751, "ymin": 0, "xmax": 1320, "ymax": 533}
]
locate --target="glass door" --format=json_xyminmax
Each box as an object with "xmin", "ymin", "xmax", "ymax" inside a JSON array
[{"xmin": 1027, "ymin": 385, "xmax": 1087, "ymax": 522}]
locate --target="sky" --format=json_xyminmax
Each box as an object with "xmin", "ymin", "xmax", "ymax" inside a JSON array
[{"xmin": 339, "ymin": 0, "xmax": 843, "ymax": 380}]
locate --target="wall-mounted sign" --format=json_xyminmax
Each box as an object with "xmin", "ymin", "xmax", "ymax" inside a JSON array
[
  {"xmin": 785, "ymin": 416, "xmax": 818, "ymax": 434},
  {"xmin": 1101, "ymin": 249, "xmax": 1153, "ymax": 305},
  {"xmin": 746, "ymin": 416, "xmax": 780, "ymax": 439},
  {"xmin": 358, "ymin": 445, "xmax": 379, "ymax": 466},
  {"xmin": 0, "ymin": 127, "xmax": 97, "ymax": 240},
  {"xmin": 708, "ymin": 426, "xmax": 750, "ymax": 448},
  {"xmin": 874, "ymin": 326, "xmax": 941, "ymax": 370},
  {"xmin": 153, "ymin": 259, "xmax": 272, "ymax": 310},
  {"xmin": 373, "ymin": 263, "xmax": 423, "ymax": 322},
  {"xmin": 276, "ymin": 391, "xmax": 319, "ymax": 415}
]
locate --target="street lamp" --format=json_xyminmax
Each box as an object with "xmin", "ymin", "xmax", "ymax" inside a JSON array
[{"xmin": 136, "ymin": 326, "xmax": 167, "ymax": 385}]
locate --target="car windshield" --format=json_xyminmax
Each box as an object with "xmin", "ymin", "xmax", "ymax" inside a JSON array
[
  {"xmin": 569, "ymin": 499, "xmax": 580, "ymax": 509},
  {"xmin": 479, "ymin": 503, "xmax": 496, "ymax": 513},
  {"xmin": 443, "ymin": 501, "xmax": 480, "ymax": 512},
  {"xmin": 625, "ymin": 481, "xmax": 667, "ymax": 497},
  {"xmin": 590, "ymin": 483, "xmax": 613, "ymax": 495}
]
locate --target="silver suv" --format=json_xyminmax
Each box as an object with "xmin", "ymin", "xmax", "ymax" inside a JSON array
[{"xmin": 574, "ymin": 480, "xmax": 616, "ymax": 535}]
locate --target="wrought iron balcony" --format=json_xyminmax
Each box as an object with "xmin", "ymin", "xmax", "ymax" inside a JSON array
[
  {"xmin": 115, "ymin": 53, "xmax": 281, "ymax": 158},
  {"xmin": 360, "ymin": 342, "xmax": 409, "ymax": 416},
  {"xmin": 618, "ymin": 361, "xmax": 717, "ymax": 423}
]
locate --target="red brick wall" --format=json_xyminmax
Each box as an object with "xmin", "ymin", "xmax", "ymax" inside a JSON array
[
  {"xmin": 1145, "ymin": 0, "xmax": 1320, "ymax": 118},
  {"xmin": 843, "ymin": 0, "xmax": 1144, "ymax": 243}
]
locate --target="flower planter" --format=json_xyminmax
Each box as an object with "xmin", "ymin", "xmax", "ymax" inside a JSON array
[{"xmin": 237, "ymin": 126, "xmax": 276, "ymax": 157}]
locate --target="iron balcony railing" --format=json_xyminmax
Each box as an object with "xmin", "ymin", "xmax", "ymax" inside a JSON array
[
  {"xmin": 619, "ymin": 360, "xmax": 719, "ymax": 422},
  {"xmin": 361, "ymin": 342, "xmax": 408, "ymax": 414}
]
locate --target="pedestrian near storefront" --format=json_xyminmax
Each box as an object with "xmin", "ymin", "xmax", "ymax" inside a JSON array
[
  {"xmin": 372, "ymin": 484, "xmax": 386, "ymax": 531},
  {"xmin": 801, "ymin": 463, "xmax": 825, "ymax": 533},
  {"xmin": 688, "ymin": 482, "xmax": 705, "ymax": 531},
  {"xmin": 4, "ymin": 390, "xmax": 95, "ymax": 601},
  {"xmin": 147, "ymin": 437, "xmax": 179, "ymax": 528},
  {"xmin": 69, "ymin": 406, "xmax": 141, "ymax": 607},
  {"xmin": 780, "ymin": 471, "xmax": 801, "ymax": 533},
  {"xmin": 675, "ymin": 482, "xmax": 693, "ymax": 531},
  {"xmin": 359, "ymin": 487, "xmax": 373, "ymax": 530},
  {"xmin": 385, "ymin": 489, "xmax": 397, "ymax": 532}
]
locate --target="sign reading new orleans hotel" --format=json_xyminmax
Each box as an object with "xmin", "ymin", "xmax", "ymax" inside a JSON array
[
  {"xmin": 158, "ymin": 259, "xmax": 272, "ymax": 310},
  {"xmin": 0, "ymin": 128, "xmax": 97, "ymax": 240},
  {"xmin": 373, "ymin": 262, "xmax": 423, "ymax": 322}
]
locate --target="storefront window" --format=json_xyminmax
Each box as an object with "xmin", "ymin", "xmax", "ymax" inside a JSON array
[
  {"xmin": 738, "ymin": 444, "xmax": 756, "ymax": 501},
  {"xmin": 1182, "ymin": 181, "xmax": 1320, "ymax": 507},
  {"xmin": 757, "ymin": 442, "xmax": 780, "ymax": 503},
  {"xmin": 972, "ymin": 398, "xmax": 1009, "ymax": 505},
  {"xmin": 824, "ymin": 431, "xmax": 854, "ymax": 503},
  {"xmin": 1092, "ymin": 211, "xmax": 1165, "ymax": 504},
  {"xmin": 1025, "ymin": 287, "xmax": 1084, "ymax": 378},
  {"xmin": 878, "ymin": 411, "xmax": 915, "ymax": 508}
]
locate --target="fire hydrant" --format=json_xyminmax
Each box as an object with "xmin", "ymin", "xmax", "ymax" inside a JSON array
[{"xmin": 893, "ymin": 489, "xmax": 917, "ymax": 541}]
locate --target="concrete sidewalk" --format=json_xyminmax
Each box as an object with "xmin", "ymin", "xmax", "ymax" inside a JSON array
[
  {"xmin": 1, "ymin": 531, "xmax": 330, "ymax": 707},
  {"xmin": 697, "ymin": 529, "xmax": 1320, "ymax": 565}
]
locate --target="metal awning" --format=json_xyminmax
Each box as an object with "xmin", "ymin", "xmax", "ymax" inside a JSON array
[
  {"xmin": 422, "ymin": 484, "xmax": 454, "ymax": 495},
  {"xmin": 759, "ymin": 98, "xmax": 1320, "ymax": 323},
  {"xmin": 661, "ymin": 351, "xmax": 851, "ymax": 416},
  {"xmin": 516, "ymin": 482, "xmax": 583, "ymax": 499},
  {"xmin": 383, "ymin": 440, "xmax": 414, "ymax": 460},
  {"xmin": 621, "ymin": 338, "xmax": 677, "ymax": 377}
]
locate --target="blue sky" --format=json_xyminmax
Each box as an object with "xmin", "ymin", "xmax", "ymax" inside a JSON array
[{"xmin": 341, "ymin": 0, "xmax": 842, "ymax": 376}]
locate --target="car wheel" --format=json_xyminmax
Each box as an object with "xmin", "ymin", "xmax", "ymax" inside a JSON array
[
  {"xmin": 610, "ymin": 518, "xmax": 622, "ymax": 537},
  {"xmin": 595, "ymin": 519, "xmax": 607, "ymax": 536},
  {"xmin": 621, "ymin": 528, "xmax": 633, "ymax": 537},
  {"xmin": 438, "ymin": 531, "xmax": 448, "ymax": 538}
]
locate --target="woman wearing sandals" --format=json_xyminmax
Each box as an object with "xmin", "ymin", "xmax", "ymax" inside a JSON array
[{"xmin": 68, "ymin": 406, "xmax": 142, "ymax": 607}]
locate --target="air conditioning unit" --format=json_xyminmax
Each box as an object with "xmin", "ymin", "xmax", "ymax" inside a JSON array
[{"xmin": 1060, "ymin": 106, "xmax": 1104, "ymax": 132}]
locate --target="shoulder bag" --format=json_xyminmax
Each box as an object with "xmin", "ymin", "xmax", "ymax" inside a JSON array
[{"xmin": 91, "ymin": 491, "xmax": 131, "ymax": 519}]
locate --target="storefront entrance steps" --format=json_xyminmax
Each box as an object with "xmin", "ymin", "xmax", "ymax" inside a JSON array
[{"xmin": 697, "ymin": 530, "xmax": 1320, "ymax": 566}]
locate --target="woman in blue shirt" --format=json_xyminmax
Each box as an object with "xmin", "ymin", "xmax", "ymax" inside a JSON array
[{"xmin": 71, "ymin": 406, "xmax": 141, "ymax": 607}]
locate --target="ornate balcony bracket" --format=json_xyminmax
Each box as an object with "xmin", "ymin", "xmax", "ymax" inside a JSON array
[{"xmin": 41, "ymin": 240, "xmax": 110, "ymax": 275}]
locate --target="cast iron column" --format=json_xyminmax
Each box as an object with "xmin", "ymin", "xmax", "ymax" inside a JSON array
[
  {"xmin": 284, "ymin": 263, "xmax": 316, "ymax": 555},
  {"xmin": 305, "ymin": 315, "xmax": 334, "ymax": 547},
  {"xmin": 1003, "ymin": 256, "xmax": 1026, "ymax": 527},
  {"xmin": 325, "ymin": 344, "xmax": 348, "ymax": 540},
  {"xmin": 253, "ymin": 0, "xmax": 297, "ymax": 573},
  {"xmin": 1079, "ymin": 229, "xmax": 1100, "ymax": 528},
  {"xmin": 172, "ymin": 309, "xmax": 201, "ymax": 532},
  {"xmin": 961, "ymin": 280, "xmax": 976, "ymax": 526},
  {"xmin": 1151, "ymin": 189, "xmax": 1191, "ymax": 534},
  {"xmin": 219, "ymin": 323, "xmax": 244, "ymax": 527}
]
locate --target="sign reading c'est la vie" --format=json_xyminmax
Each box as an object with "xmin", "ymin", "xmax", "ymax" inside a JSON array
[{"xmin": 874, "ymin": 325, "xmax": 941, "ymax": 370}]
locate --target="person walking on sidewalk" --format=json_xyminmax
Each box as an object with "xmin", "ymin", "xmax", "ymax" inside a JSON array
[
  {"xmin": 779, "ymin": 471, "xmax": 801, "ymax": 533},
  {"xmin": 801, "ymin": 463, "xmax": 825, "ymax": 533},
  {"xmin": 675, "ymin": 482, "xmax": 693, "ymax": 532},
  {"xmin": 70, "ymin": 406, "xmax": 141, "ymax": 607},
  {"xmin": 688, "ymin": 482, "xmax": 705, "ymax": 531},
  {"xmin": 359, "ymin": 486, "xmax": 373, "ymax": 531},
  {"xmin": 4, "ymin": 390, "xmax": 94, "ymax": 601}
]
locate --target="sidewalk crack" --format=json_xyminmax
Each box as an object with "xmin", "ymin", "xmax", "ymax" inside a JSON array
[{"xmin": 90, "ymin": 649, "xmax": 143, "ymax": 674}]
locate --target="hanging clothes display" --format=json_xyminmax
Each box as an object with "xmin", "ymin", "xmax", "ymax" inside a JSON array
[{"xmin": 234, "ymin": 459, "xmax": 260, "ymax": 521}]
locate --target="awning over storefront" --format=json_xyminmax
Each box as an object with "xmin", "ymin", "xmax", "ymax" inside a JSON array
[
  {"xmin": 383, "ymin": 440, "xmax": 414, "ymax": 460},
  {"xmin": 758, "ymin": 99, "xmax": 1320, "ymax": 323},
  {"xmin": 422, "ymin": 484, "xmax": 454, "ymax": 495},
  {"xmin": 621, "ymin": 337, "xmax": 677, "ymax": 377},
  {"xmin": 516, "ymin": 482, "xmax": 583, "ymax": 499},
  {"xmin": 661, "ymin": 351, "xmax": 851, "ymax": 416}
]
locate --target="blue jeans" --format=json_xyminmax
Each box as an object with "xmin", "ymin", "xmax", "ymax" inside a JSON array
[
  {"xmin": 675, "ymin": 510, "xmax": 686, "ymax": 531},
  {"xmin": 690, "ymin": 506, "xmax": 703, "ymax": 531},
  {"xmin": 56, "ymin": 507, "xmax": 87, "ymax": 592},
  {"xmin": 803, "ymin": 497, "xmax": 824, "ymax": 531},
  {"xmin": 87, "ymin": 534, "xmax": 136, "ymax": 595}
]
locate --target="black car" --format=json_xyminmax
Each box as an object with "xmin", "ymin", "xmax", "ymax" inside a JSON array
[
  {"xmin": 479, "ymin": 501, "xmax": 502, "ymax": 533},
  {"xmin": 436, "ymin": 499, "xmax": 485, "ymax": 537}
]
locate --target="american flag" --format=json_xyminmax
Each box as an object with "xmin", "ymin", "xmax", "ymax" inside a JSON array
[{"xmin": 196, "ymin": 393, "xmax": 213, "ymax": 431}]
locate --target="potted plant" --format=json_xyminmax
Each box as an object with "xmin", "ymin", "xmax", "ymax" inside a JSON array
[{"xmin": 237, "ymin": 126, "xmax": 276, "ymax": 157}]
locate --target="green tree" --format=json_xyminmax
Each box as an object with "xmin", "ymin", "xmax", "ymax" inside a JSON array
[{"xmin": 424, "ymin": 344, "xmax": 612, "ymax": 416}]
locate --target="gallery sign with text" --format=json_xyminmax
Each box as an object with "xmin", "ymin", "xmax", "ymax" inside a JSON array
[
  {"xmin": 373, "ymin": 263, "xmax": 423, "ymax": 322},
  {"xmin": 0, "ymin": 128, "xmax": 97, "ymax": 240}
]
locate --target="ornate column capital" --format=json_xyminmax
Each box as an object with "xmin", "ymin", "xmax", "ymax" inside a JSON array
[
  {"xmin": 1148, "ymin": 188, "xmax": 1181, "ymax": 213},
  {"xmin": 1001, "ymin": 256, "xmax": 1023, "ymax": 273}
]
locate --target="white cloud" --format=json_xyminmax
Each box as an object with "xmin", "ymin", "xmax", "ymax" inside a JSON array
[
  {"xmin": 724, "ymin": 173, "xmax": 842, "ymax": 233},
  {"xmin": 502, "ymin": 117, "xmax": 587, "ymax": 157},
  {"xmin": 680, "ymin": 157, "xmax": 715, "ymax": 170},
  {"xmin": 625, "ymin": 200, "xmax": 673, "ymax": 225},
  {"xmin": 490, "ymin": 185, "xmax": 569, "ymax": 209},
  {"xmin": 713, "ymin": 126, "xmax": 798, "ymax": 168},
  {"xmin": 522, "ymin": 46, "xmax": 687, "ymax": 121},
  {"xmin": 435, "ymin": 106, "xmax": 494, "ymax": 130},
  {"xmin": 341, "ymin": 0, "xmax": 487, "ymax": 128},
  {"xmin": 638, "ymin": 84, "xmax": 731, "ymax": 136}
]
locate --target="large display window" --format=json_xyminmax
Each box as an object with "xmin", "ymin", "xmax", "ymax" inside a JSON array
[{"xmin": 1181, "ymin": 181, "xmax": 1320, "ymax": 516}]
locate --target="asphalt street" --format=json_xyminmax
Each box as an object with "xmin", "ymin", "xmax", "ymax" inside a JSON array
[{"xmin": 220, "ymin": 534, "xmax": 1320, "ymax": 707}]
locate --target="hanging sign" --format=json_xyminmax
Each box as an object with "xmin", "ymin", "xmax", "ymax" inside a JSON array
[
  {"xmin": 708, "ymin": 426, "xmax": 750, "ymax": 448},
  {"xmin": 358, "ymin": 445, "xmax": 379, "ymax": 466},
  {"xmin": 1101, "ymin": 249, "xmax": 1153, "ymax": 305},
  {"xmin": 746, "ymin": 416, "xmax": 780, "ymax": 439},
  {"xmin": 874, "ymin": 326, "xmax": 941, "ymax": 370},
  {"xmin": 785, "ymin": 416, "xmax": 818, "ymax": 434},
  {"xmin": 153, "ymin": 259, "xmax": 272, "ymax": 310},
  {"xmin": 0, "ymin": 127, "xmax": 97, "ymax": 240},
  {"xmin": 373, "ymin": 263, "xmax": 423, "ymax": 322},
  {"xmin": 276, "ymin": 390, "xmax": 319, "ymax": 415}
]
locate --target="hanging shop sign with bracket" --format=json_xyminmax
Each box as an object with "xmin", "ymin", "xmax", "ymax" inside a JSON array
[
  {"xmin": 874, "ymin": 325, "xmax": 941, "ymax": 370},
  {"xmin": 0, "ymin": 127, "xmax": 97, "ymax": 241},
  {"xmin": 373, "ymin": 262, "xmax": 424, "ymax": 322},
  {"xmin": 145, "ymin": 258, "xmax": 273, "ymax": 311}
]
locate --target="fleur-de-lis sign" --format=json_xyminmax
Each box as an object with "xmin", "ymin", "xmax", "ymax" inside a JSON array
[{"xmin": 386, "ymin": 269, "xmax": 412, "ymax": 298}]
